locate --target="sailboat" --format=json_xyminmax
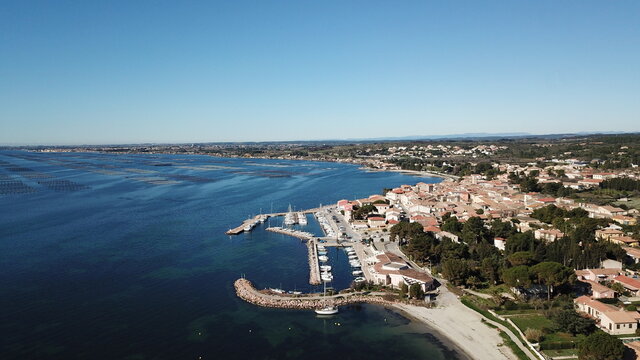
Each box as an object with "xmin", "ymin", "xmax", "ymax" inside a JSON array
[
  {"xmin": 284, "ymin": 204, "xmax": 296, "ymax": 226},
  {"xmin": 315, "ymin": 277, "xmax": 338, "ymax": 315}
]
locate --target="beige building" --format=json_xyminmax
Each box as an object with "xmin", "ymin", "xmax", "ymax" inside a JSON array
[{"xmin": 575, "ymin": 296, "xmax": 640, "ymax": 335}]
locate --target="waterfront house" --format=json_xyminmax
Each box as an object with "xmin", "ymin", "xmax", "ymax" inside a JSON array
[{"xmin": 371, "ymin": 252, "xmax": 434, "ymax": 292}]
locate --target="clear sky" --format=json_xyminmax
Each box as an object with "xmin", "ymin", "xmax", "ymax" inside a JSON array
[{"xmin": 1, "ymin": 1, "xmax": 639, "ymax": 145}]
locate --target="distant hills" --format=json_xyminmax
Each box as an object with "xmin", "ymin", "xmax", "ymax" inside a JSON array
[{"xmin": 2, "ymin": 131, "xmax": 638, "ymax": 148}]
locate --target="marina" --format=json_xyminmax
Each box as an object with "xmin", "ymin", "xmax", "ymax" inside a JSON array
[
  {"xmin": 228, "ymin": 203, "xmax": 374, "ymax": 298},
  {"xmin": 225, "ymin": 206, "xmax": 329, "ymax": 235}
]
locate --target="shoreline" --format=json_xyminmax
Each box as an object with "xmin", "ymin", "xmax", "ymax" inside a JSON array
[
  {"xmin": 235, "ymin": 278, "xmax": 515, "ymax": 360},
  {"xmin": 388, "ymin": 304, "xmax": 474, "ymax": 360},
  {"xmin": 358, "ymin": 166, "xmax": 460, "ymax": 180},
  {"xmin": 392, "ymin": 302, "xmax": 517, "ymax": 360}
]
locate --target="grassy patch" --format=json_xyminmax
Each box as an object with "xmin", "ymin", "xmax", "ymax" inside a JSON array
[
  {"xmin": 542, "ymin": 348, "xmax": 578, "ymax": 357},
  {"xmin": 510, "ymin": 314, "xmax": 554, "ymax": 332},
  {"xmin": 477, "ymin": 284, "xmax": 511, "ymax": 295},
  {"xmin": 495, "ymin": 309, "xmax": 542, "ymax": 316}
]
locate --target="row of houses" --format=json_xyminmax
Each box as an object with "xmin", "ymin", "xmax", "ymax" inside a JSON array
[{"xmin": 575, "ymin": 266, "xmax": 640, "ymax": 335}]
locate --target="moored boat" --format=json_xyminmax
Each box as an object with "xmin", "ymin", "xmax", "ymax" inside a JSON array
[{"xmin": 315, "ymin": 306, "xmax": 339, "ymax": 315}]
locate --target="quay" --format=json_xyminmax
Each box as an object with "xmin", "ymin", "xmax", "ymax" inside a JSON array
[{"xmin": 234, "ymin": 278, "xmax": 392, "ymax": 310}]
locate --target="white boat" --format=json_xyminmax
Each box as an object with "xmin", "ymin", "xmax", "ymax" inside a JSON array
[
  {"xmin": 352, "ymin": 270, "xmax": 363, "ymax": 276},
  {"xmin": 354, "ymin": 277, "xmax": 366, "ymax": 282},
  {"xmin": 320, "ymin": 265, "xmax": 332, "ymax": 271},
  {"xmin": 284, "ymin": 205, "xmax": 296, "ymax": 225},
  {"xmin": 315, "ymin": 306, "xmax": 339, "ymax": 315},
  {"xmin": 318, "ymin": 255, "xmax": 329, "ymax": 262},
  {"xmin": 298, "ymin": 213, "xmax": 307, "ymax": 225},
  {"xmin": 315, "ymin": 281, "xmax": 338, "ymax": 315},
  {"xmin": 348, "ymin": 255, "xmax": 358, "ymax": 259},
  {"xmin": 270, "ymin": 288, "xmax": 285, "ymax": 294}
]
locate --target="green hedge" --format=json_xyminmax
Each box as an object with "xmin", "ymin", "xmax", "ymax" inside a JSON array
[{"xmin": 540, "ymin": 341, "xmax": 576, "ymax": 350}]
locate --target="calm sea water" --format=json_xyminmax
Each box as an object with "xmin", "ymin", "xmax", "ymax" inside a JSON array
[{"xmin": 0, "ymin": 151, "xmax": 459, "ymax": 360}]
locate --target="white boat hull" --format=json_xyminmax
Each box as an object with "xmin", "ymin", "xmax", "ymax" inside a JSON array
[{"xmin": 315, "ymin": 307, "xmax": 338, "ymax": 315}]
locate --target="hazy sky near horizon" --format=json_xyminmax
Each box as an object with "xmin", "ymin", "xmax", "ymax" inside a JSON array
[{"xmin": 1, "ymin": 1, "xmax": 639, "ymax": 145}]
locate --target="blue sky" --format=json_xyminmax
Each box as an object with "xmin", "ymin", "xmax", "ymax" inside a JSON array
[{"xmin": 1, "ymin": 1, "xmax": 639, "ymax": 145}]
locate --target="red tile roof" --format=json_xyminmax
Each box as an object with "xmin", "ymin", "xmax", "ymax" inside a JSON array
[{"xmin": 615, "ymin": 275, "xmax": 640, "ymax": 290}]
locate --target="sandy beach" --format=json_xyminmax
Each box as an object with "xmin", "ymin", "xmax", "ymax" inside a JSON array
[{"xmin": 392, "ymin": 289, "xmax": 518, "ymax": 360}]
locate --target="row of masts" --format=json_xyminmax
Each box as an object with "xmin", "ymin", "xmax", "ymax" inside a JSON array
[{"xmin": 283, "ymin": 204, "xmax": 307, "ymax": 226}]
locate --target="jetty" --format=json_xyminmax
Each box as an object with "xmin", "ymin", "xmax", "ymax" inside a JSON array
[
  {"xmin": 225, "ymin": 214, "xmax": 266, "ymax": 235},
  {"xmin": 234, "ymin": 278, "xmax": 392, "ymax": 310},
  {"xmin": 266, "ymin": 226, "xmax": 314, "ymax": 240},
  {"xmin": 308, "ymin": 238, "xmax": 321, "ymax": 285}
]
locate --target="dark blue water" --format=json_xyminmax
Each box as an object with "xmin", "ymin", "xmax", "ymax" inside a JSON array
[{"xmin": 0, "ymin": 151, "xmax": 458, "ymax": 360}]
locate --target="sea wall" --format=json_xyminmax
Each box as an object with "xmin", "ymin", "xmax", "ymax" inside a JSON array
[{"xmin": 234, "ymin": 278, "xmax": 394, "ymax": 310}]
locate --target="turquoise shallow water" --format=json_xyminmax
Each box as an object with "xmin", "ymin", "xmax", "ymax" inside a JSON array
[{"xmin": 0, "ymin": 151, "xmax": 459, "ymax": 360}]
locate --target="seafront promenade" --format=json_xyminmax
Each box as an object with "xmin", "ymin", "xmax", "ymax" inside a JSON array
[{"xmin": 234, "ymin": 278, "xmax": 392, "ymax": 310}]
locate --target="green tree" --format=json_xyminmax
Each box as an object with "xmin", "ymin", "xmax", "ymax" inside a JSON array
[
  {"xmin": 442, "ymin": 216, "xmax": 462, "ymax": 234},
  {"xmin": 530, "ymin": 262, "xmax": 574, "ymax": 301},
  {"xmin": 578, "ymin": 331, "xmax": 625, "ymax": 360},
  {"xmin": 409, "ymin": 283, "xmax": 424, "ymax": 299},
  {"xmin": 610, "ymin": 282, "xmax": 625, "ymax": 295},
  {"xmin": 502, "ymin": 265, "xmax": 532, "ymax": 288},
  {"xmin": 352, "ymin": 204, "xmax": 377, "ymax": 220},
  {"xmin": 461, "ymin": 217, "xmax": 488, "ymax": 244},
  {"xmin": 399, "ymin": 282, "xmax": 408, "ymax": 298},
  {"xmin": 507, "ymin": 251, "xmax": 534, "ymax": 266},
  {"xmin": 552, "ymin": 309, "xmax": 595, "ymax": 335},
  {"xmin": 441, "ymin": 258, "xmax": 471, "ymax": 286}
]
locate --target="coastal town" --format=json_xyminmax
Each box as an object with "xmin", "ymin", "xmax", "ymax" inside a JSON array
[{"xmin": 230, "ymin": 155, "xmax": 640, "ymax": 360}]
